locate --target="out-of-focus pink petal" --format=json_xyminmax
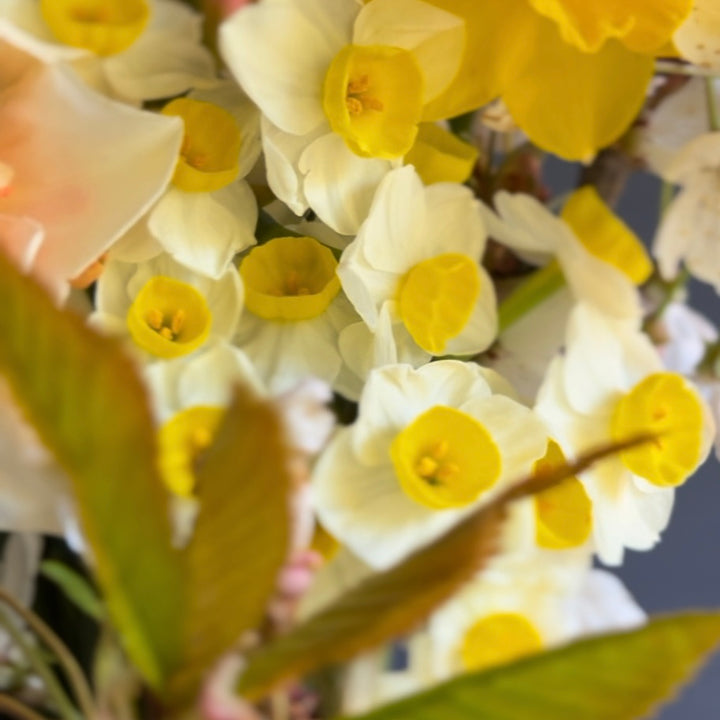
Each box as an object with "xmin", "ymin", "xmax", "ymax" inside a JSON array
[{"xmin": 0, "ymin": 24, "xmax": 183, "ymax": 288}]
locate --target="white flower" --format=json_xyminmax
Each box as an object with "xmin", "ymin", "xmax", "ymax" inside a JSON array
[
  {"xmin": 0, "ymin": 0, "xmax": 215, "ymax": 103},
  {"xmin": 536, "ymin": 304, "xmax": 714, "ymax": 565},
  {"xmin": 481, "ymin": 187, "xmax": 647, "ymax": 320},
  {"xmin": 0, "ymin": 19, "xmax": 183, "ymax": 295},
  {"xmin": 92, "ymin": 253, "xmax": 243, "ymax": 362},
  {"xmin": 235, "ymin": 234, "xmax": 360, "ymax": 394},
  {"xmin": 312, "ymin": 361, "xmax": 548, "ymax": 570},
  {"xmin": 674, "ymin": 0, "xmax": 720, "ymax": 72},
  {"xmin": 338, "ymin": 166, "xmax": 497, "ymax": 369},
  {"xmin": 425, "ymin": 562, "xmax": 644, "ymax": 684},
  {"xmin": 654, "ymin": 132, "xmax": 720, "ymax": 291},
  {"xmin": 115, "ymin": 82, "xmax": 262, "ymax": 279},
  {"xmin": 220, "ymin": 0, "xmax": 465, "ymax": 233}
]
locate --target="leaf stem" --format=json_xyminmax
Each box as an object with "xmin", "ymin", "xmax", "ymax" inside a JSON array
[
  {"xmin": 0, "ymin": 588, "xmax": 97, "ymax": 720},
  {"xmin": 0, "ymin": 603, "xmax": 79, "ymax": 720},
  {"xmin": 0, "ymin": 693, "xmax": 49, "ymax": 720},
  {"xmin": 705, "ymin": 77, "xmax": 720, "ymax": 131},
  {"xmin": 497, "ymin": 260, "xmax": 566, "ymax": 333}
]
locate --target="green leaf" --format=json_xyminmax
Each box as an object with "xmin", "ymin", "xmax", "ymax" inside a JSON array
[
  {"xmin": 40, "ymin": 560, "xmax": 105, "ymax": 623},
  {"xmin": 238, "ymin": 434, "xmax": 655, "ymax": 699},
  {"xmin": 344, "ymin": 612, "xmax": 720, "ymax": 720},
  {"xmin": 165, "ymin": 387, "xmax": 292, "ymax": 706},
  {"xmin": 0, "ymin": 251, "xmax": 184, "ymax": 687}
]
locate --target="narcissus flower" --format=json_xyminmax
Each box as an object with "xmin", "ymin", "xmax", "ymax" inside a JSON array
[
  {"xmin": 536, "ymin": 304, "xmax": 714, "ymax": 564},
  {"xmin": 312, "ymin": 361, "xmax": 548, "ymax": 570},
  {"xmin": 653, "ymin": 132, "xmax": 720, "ymax": 291},
  {"xmin": 0, "ymin": 19, "xmax": 183, "ymax": 295},
  {"xmin": 1, "ymin": 0, "xmax": 215, "ymax": 102},
  {"xmin": 338, "ymin": 167, "xmax": 497, "ymax": 365},
  {"xmin": 220, "ymin": 0, "xmax": 467, "ymax": 233},
  {"xmin": 114, "ymin": 82, "xmax": 262, "ymax": 279},
  {"xmin": 423, "ymin": 0, "xmax": 691, "ymax": 160},
  {"xmin": 674, "ymin": 0, "xmax": 720, "ymax": 70},
  {"xmin": 235, "ymin": 235, "xmax": 359, "ymax": 393},
  {"xmin": 92, "ymin": 253, "xmax": 243, "ymax": 361}
]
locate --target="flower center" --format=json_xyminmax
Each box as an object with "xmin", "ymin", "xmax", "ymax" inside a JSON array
[
  {"xmin": 460, "ymin": 613, "xmax": 543, "ymax": 673},
  {"xmin": 40, "ymin": 0, "xmax": 150, "ymax": 56},
  {"xmin": 390, "ymin": 406, "xmax": 502, "ymax": 510},
  {"xmin": 240, "ymin": 236, "xmax": 341, "ymax": 322},
  {"xmin": 397, "ymin": 253, "xmax": 480, "ymax": 355},
  {"xmin": 611, "ymin": 372, "xmax": 704, "ymax": 487},
  {"xmin": 127, "ymin": 276, "xmax": 212, "ymax": 359},
  {"xmin": 532, "ymin": 440, "xmax": 592, "ymax": 549},
  {"xmin": 323, "ymin": 44, "xmax": 424, "ymax": 159},
  {"xmin": 162, "ymin": 98, "xmax": 243, "ymax": 194},
  {"xmin": 158, "ymin": 406, "xmax": 224, "ymax": 497},
  {"xmin": 561, "ymin": 186, "xmax": 652, "ymax": 285}
]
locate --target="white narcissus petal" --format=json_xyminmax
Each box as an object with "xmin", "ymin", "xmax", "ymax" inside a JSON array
[
  {"xmin": 655, "ymin": 177, "xmax": 720, "ymax": 290},
  {"xmin": 353, "ymin": 166, "xmax": 429, "ymax": 273},
  {"xmin": 564, "ymin": 569, "xmax": 645, "ymax": 636},
  {"xmin": 235, "ymin": 308, "xmax": 344, "ymax": 394},
  {"xmin": 458, "ymin": 394, "xmax": 548, "ymax": 485},
  {"xmin": 0, "ymin": 34, "xmax": 183, "ymax": 286},
  {"xmin": 109, "ymin": 218, "xmax": 163, "ymax": 264},
  {"xmin": 300, "ymin": 133, "xmax": 394, "ymax": 235},
  {"xmin": 149, "ymin": 181, "xmax": 258, "ymax": 279},
  {"xmin": 556, "ymin": 237, "xmax": 642, "ymax": 320},
  {"xmin": 664, "ymin": 131, "xmax": 720, "ymax": 183},
  {"xmin": 0, "ymin": 379, "xmax": 70, "ymax": 535},
  {"xmin": 262, "ymin": 117, "xmax": 320, "ymax": 217},
  {"xmin": 422, "ymin": 181, "xmax": 487, "ymax": 259},
  {"xmin": 220, "ymin": 0, "xmax": 357, "ymax": 135},
  {"xmin": 674, "ymin": 0, "xmax": 720, "ymax": 71},
  {"xmin": 145, "ymin": 342, "xmax": 263, "ymax": 422},
  {"xmin": 659, "ymin": 303, "xmax": 718, "ymax": 375},
  {"xmin": 103, "ymin": 0, "xmax": 216, "ymax": 102},
  {"xmin": 353, "ymin": 0, "xmax": 464, "ymax": 103}
]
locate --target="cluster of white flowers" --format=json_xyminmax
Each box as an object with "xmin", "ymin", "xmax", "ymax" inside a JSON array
[{"xmin": 1, "ymin": 0, "xmax": 719, "ymax": 713}]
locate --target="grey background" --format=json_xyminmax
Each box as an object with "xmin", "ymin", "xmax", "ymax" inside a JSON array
[{"xmin": 547, "ymin": 159, "xmax": 720, "ymax": 719}]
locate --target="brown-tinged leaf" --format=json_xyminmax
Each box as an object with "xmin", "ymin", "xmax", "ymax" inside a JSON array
[
  {"xmin": 238, "ymin": 434, "xmax": 653, "ymax": 698},
  {"xmin": 0, "ymin": 250, "xmax": 183, "ymax": 687},
  {"xmin": 165, "ymin": 387, "xmax": 292, "ymax": 705},
  {"xmin": 343, "ymin": 612, "xmax": 720, "ymax": 720}
]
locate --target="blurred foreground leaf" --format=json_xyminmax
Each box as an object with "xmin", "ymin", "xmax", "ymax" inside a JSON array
[
  {"xmin": 344, "ymin": 612, "xmax": 720, "ymax": 720},
  {"xmin": 0, "ymin": 251, "xmax": 183, "ymax": 687},
  {"xmin": 166, "ymin": 387, "xmax": 291, "ymax": 705},
  {"xmin": 239, "ymin": 435, "xmax": 652, "ymax": 698}
]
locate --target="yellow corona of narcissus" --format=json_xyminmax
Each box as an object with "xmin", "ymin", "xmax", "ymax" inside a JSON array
[{"xmin": 417, "ymin": 0, "xmax": 692, "ymax": 160}]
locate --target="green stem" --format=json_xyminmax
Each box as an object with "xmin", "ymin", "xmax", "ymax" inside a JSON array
[
  {"xmin": 497, "ymin": 260, "xmax": 566, "ymax": 333},
  {"xmin": 0, "ymin": 605, "xmax": 80, "ymax": 720},
  {"xmin": 706, "ymin": 76, "xmax": 720, "ymax": 131}
]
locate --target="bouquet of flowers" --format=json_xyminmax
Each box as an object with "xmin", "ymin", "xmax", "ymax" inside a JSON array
[{"xmin": 0, "ymin": 0, "xmax": 719, "ymax": 718}]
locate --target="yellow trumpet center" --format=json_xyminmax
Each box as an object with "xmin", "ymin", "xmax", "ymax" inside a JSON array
[
  {"xmin": 390, "ymin": 406, "xmax": 502, "ymax": 510},
  {"xmin": 158, "ymin": 406, "xmax": 225, "ymax": 497},
  {"xmin": 397, "ymin": 253, "xmax": 480, "ymax": 355},
  {"xmin": 240, "ymin": 236, "xmax": 341, "ymax": 322},
  {"xmin": 460, "ymin": 612, "xmax": 544, "ymax": 673},
  {"xmin": 162, "ymin": 98, "xmax": 243, "ymax": 194},
  {"xmin": 561, "ymin": 186, "xmax": 652, "ymax": 285},
  {"xmin": 40, "ymin": 0, "xmax": 150, "ymax": 56},
  {"xmin": 533, "ymin": 440, "xmax": 592, "ymax": 549},
  {"xmin": 611, "ymin": 372, "xmax": 705, "ymax": 487},
  {"xmin": 127, "ymin": 276, "xmax": 212, "ymax": 359},
  {"xmin": 323, "ymin": 44, "xmax": 424, "ymax": 159}
]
